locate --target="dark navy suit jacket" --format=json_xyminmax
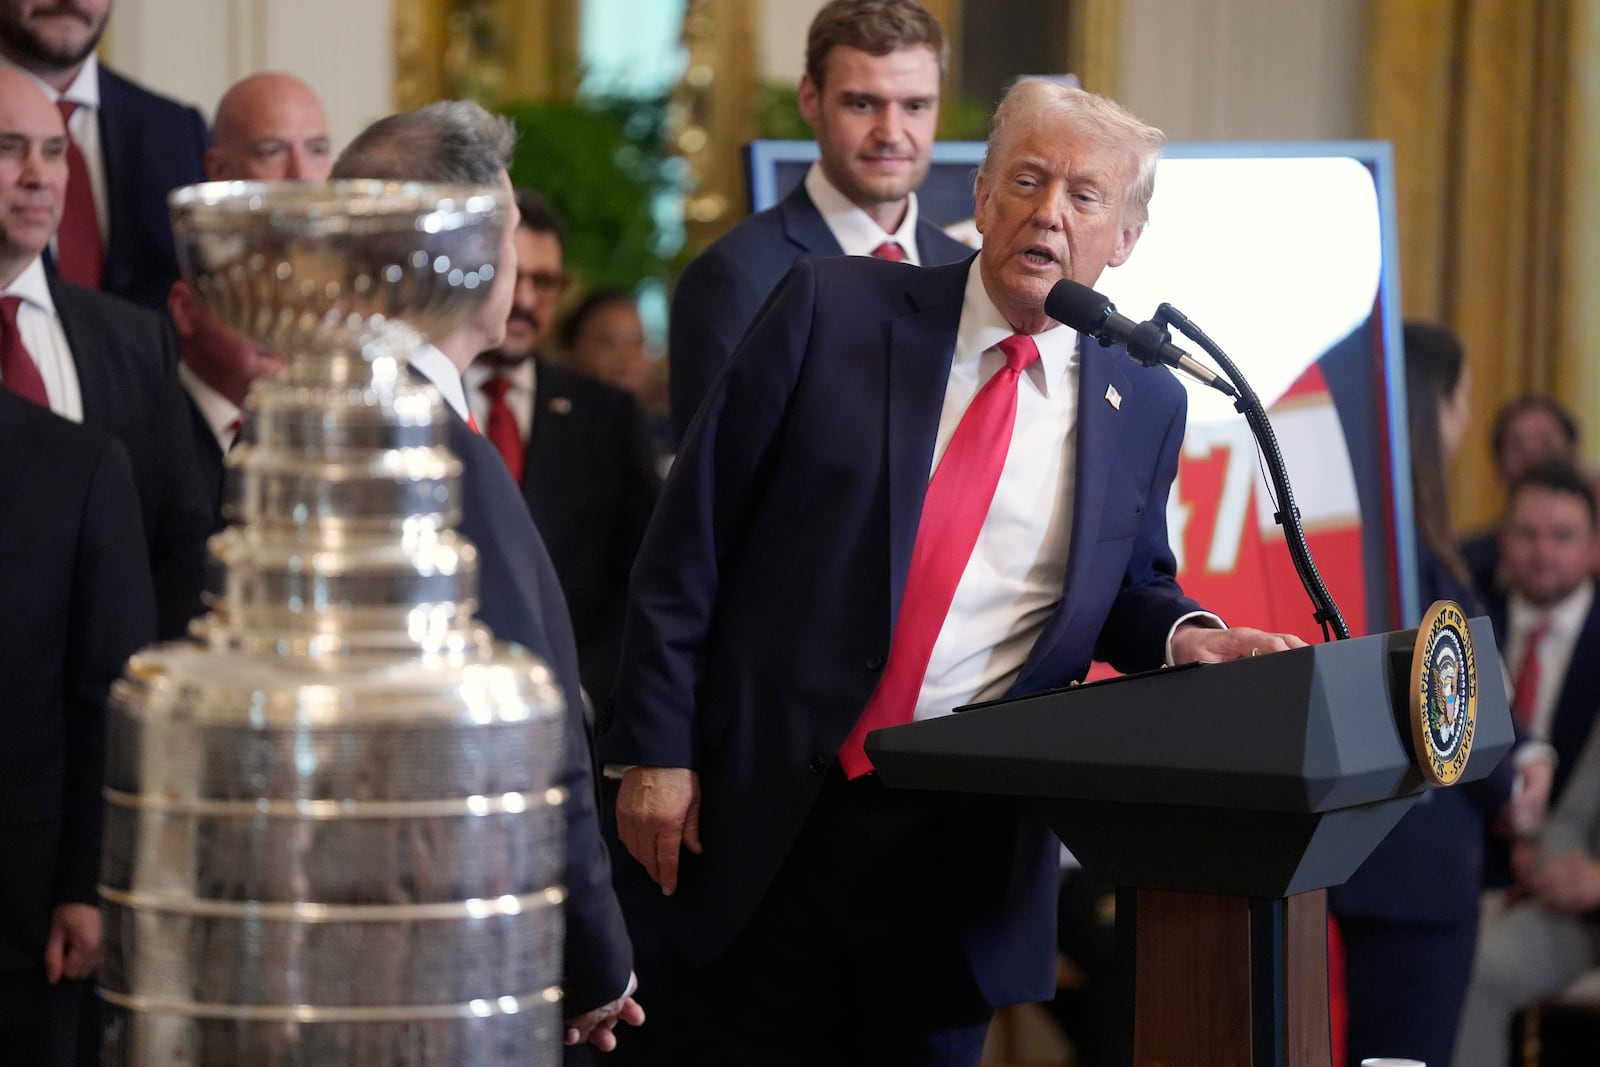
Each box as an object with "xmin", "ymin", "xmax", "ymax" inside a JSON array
[
  {"xmin": 604, "ymin": 255, "xmax": 1202, "ymax": 1007},
  {"xmin": 49, "ymin": 275, "xmax": 211, "ymax": 640},
  {"xmin": 95, "ymin": 65, "xmax": 209, "ymax": 313},
  {"xmin": 437, "ymin": 393, "xmax": 634, "ymax": 1015},
  {"xmin": 0, "ymin": 390, "xmax": 154, "ymax": 974},
  {"xmin": 516, "ymin": 356, "xmax": 660, "ymax": 708},
  {"xmin": 667, "ymin": 180, "xmax": 972, "ymax": 445}
]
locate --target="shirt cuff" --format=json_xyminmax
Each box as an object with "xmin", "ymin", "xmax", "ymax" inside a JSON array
[
  {"xmin": 1165, "ymin": 611, "xmax": 1226, "ymax": 666},
  {"xmin": 1514, "ymin": 740, "xmax": 1558, "ymax": 772},
  {"xmin": 602, "ymin": 764, "xmax": 636, "ymax": 779}
]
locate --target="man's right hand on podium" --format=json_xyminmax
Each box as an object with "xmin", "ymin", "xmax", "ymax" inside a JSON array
[{"xmin": 617, "ymin": 766, "xmax": 703, "ymax": 895}]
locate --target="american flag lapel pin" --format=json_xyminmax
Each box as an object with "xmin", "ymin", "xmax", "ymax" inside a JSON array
[{"xmin": 1105, "ymin": 384, "xmax": 1122, "ymax": 410}]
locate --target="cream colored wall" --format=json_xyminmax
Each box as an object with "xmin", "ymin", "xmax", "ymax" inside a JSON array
[
  {"xmin": 1117, "ymin": 0, "xmax": 1366, "ymax": 140},
  {"xmin": 106, "ymin": 0, "xmax": 392, "ymax": 154}
]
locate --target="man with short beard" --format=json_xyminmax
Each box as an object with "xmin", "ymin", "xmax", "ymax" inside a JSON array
[
  {"xmin": 666, "ymin": 0, "xmax": 970, "ymax": 445},
  {"xmin": 465, "ymin": 186, "xmax": 661, "ymax": 710},
  {"xmin": 0, "ymin": 0, "xmax": 208, "ymax": 312}
]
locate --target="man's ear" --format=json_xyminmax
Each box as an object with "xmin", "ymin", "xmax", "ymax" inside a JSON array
[
  {"xmin": 798, "ymin": 74, "xmax": 821, "ymax": 133},
  {"xmin": 1106, "ymin": 222, "xmax": 1144, "ymax": 269}
]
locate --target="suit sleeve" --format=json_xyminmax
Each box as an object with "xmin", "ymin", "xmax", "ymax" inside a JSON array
[
  {"xmin": 667, "ymin": 244, "xmax": 779, "ymax": 448},
  {"xmin": 1093, "ymin": 376, "xmax": 1203, "ymax": 670},
  {"xmin": 607, "ymin": 260, "xmax": 821, "ymax": 770},
  {"xmin": 57, "ymin": 438, "xmax": 156, "ymax": 904},
  {"xmin": 148, "ymin": 318, "xmax": 215, "ymax": 640}
]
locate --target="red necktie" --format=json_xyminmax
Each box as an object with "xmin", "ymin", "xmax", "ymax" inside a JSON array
[
  {"xmin": 0, "ymin": 295, "xmax": 49, "ymax": 406},
  {"xmin": 1511, "ymin": 617, "xmax": 1552, "ymax": 729},
  {"xmin": 479, "ymin": 375, "xmax": 525, "ymax": 482},
  {"xmin": 54, "ymin": 101, "xmax": 104, "ymax": 289},
  {"xmin": 872, "ymin": 241, "xmax": 907, "ymax": 262},
  {"xmin": 837, "ymin": 334, "xmax": 1042, "ymax": 778}
]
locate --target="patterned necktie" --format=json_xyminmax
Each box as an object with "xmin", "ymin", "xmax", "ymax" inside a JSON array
[
  {"xmin": 837, "ymin": 333, "xmax": 1042, "ymax": 778},
  {"xmin": 0, "ymin": 295, "xmax": 49, "ymax": 406},
  {"xmin": 55, "ymin": 101, "xmax": 104, "ymax": 289},
  {"xmin": 479, "ymin": 375, "xmax": 525, "ymax": 482},
  {"xmin": 872, "ymin": 241, "xmax": 907, "ymax": 262},
  {"xmin": 1511, "ymin": 617, "xmax": 1552, "ymax": 730}
]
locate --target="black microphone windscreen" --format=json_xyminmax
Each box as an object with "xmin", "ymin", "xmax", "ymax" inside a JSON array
[{"xmin": 1045, "ymin": 279, "xmax": 1113, "ymax": 333}]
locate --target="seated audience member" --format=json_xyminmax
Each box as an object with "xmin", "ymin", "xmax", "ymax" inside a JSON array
[
  {"xmin": 1462, "ymin": 395, "xmax": 1581, "ymax": 592},
  {"xmin": 0, "ymin": 67, "xmax": 209, "ymax": 640},
  {"xmin": 1452, "ymin": 717, "xmax": 1600, "ymax": 1067},
  {"xmin": 0, "ymin": 0, "xmax": 208, "ymax": 311},
  {"xmin": 467, "ymin": 188, "xmax": 661, "ymax": 710},
  {"xmin": 0, "ymin": 388, "xmax": 156, "ymax": 1065},
  {"xmin": 204, "ymin": 71, "xmax": 332, "ymax": 182},
  {"xmin": 1331, "ymin": 323, "xmax": 1546, "ymax": 1067}
]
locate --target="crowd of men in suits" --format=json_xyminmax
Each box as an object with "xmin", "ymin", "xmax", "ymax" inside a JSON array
[{"xmin": 7, "ymin": 1, "xmax": 1600, "ymax": 1066}]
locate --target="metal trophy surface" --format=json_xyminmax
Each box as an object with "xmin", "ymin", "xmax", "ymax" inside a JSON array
[{"xmin": 98, "ymin": 181, "xmax": 566, "ymax": 1065}]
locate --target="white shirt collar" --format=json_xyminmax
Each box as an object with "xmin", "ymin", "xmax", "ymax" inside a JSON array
[
  {"xmin": 409, "ymin": 342, "xmax": 473, "ymax": 423},
  {"xmin": 0, "ymin": 52, "xmax": 98, "ymax": 108},
  {"xmin": 803, "ymin": 162, "xmax": 923, "ymax": 265},
  {"xmin": 3, "ymin": 256, "xmax": 57, "ymax": 313},
  {"xmin": 177, "ymin": 361, "xmax": 241, "ymax": 451},
  {"xmin": 1510, "ymin": 579, "xmax": 1595, "ymax": 639},
  {"xmin": 953, "ymin": 258, "xmax": 1077, "ymax": 397}
]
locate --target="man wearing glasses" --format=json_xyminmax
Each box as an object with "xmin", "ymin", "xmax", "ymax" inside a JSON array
[{"xmin": 468, "ymin": 185, "xmax": 662, "ymax": 712}]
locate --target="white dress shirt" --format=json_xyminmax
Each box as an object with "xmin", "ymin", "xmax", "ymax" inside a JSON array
[
  {"xmin": 912, "ymin": 260, "xmax": 1081, "ymax": 720},
  {"xmin": 464, "ymin": 355, "xmax": 536, "ymax": 442},
  {"xmin": 177, "ymin": 362, "xmax": 240, "ymax": 454},
  {"xmin": 1506, "ymin": 580, "xmax": 1595, "ymax": 741},
  {"xmin": 1, "ymin": 257, "xmax": 83, "ymax": 420},
  {"xmin": 3, "ymin": 53, "xmax": 109, "ymax": 247},
  {"xmin": 408, "ymin": 343, "xmax": 473, "ymax": 423},
  {"xmin": 804, "ymin": 162, "xmax": 925, "ymax": 265}
]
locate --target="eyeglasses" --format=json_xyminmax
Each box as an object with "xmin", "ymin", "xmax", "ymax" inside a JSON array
[{"xmin": 518, "ymin": 270, "xmax": 569, "ymax": 296}]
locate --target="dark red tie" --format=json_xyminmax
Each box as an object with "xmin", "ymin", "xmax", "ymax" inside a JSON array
[
  {"xmin": 479, "ymin": 375, "xmax": 525, "ymax": 482},
  {"xmin": 837, "ymin": 334, "xmax": 1042, "ymax": 778},
  {"xmin": 1511, "ymin": 617, "xmax": 1552, "ymax": 729},
  {"xmin": 872, "ymin": 241, "xmax": 907, "ymax": 262},
  {"xmin": 54, "ymin": 101, "xmax": 104, "ymax": 289},
  {"xmin": 0, "ymin": 296, "xmax": 49, "ymax": 406}
]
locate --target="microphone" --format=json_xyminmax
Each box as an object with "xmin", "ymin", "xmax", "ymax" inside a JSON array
[{"xmin": 1045, "ymin": 280, "xmax": 1236, "ymax": 397}]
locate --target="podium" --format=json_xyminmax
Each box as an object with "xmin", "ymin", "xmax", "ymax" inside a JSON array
[{"xmin": 864, "ymin": 618, "xmax": 1513, "ymax": 1067}]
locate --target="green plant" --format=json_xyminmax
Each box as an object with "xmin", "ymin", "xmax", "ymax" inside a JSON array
[{"xmin": 498, "ymin": 95, "xmax": 690, "ymax": 294}]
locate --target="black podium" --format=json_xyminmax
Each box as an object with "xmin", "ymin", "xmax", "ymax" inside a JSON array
[{"xmin": 865, "ymin": 618, "xmax": 1513, "ymax": 1067}]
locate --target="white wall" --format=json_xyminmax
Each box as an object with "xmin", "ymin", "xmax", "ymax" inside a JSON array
[
  {"xmin": 106, "ymin": 0, "xmax": 393, "ymax": 153},
  {"xmin": 1118, "ymin": 0, "xmax": 1366, "ymax": 141}
]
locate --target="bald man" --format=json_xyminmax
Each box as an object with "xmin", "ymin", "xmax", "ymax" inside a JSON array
[
  {"xmin": 0, "ymin": 67, "xmax": 208, "ymax": 640},
  {"xmin": 205, "ymin": 71, "xmax": 331, "ymax": 182}
]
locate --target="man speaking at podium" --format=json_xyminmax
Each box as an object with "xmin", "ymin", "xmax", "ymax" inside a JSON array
[{"xmin": 603, "ymin": 79, "xmax": 1304, "ymax": 1066}]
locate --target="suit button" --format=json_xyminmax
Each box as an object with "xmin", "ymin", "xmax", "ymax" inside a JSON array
[
  {"xmin": 865, "ymin": 653, "xmax": 884, "ymax": 670},
  {"xmin": 808, "ymin": 756, "xmax": 827, "ymax": 775}
]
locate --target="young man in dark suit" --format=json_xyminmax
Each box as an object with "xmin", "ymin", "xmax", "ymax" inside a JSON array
[
  {"xmin": 606, "ymin": 79, "xmax": 1303, "ymax": 1066},
  {"xmin": 667, "ymin": 0, "xmax": 971, "ymax": 445},
  {"xmin": 332, "ymin": 102, "xmax": 641, "ymax": 1057},
  {"xmin": 0, "ymin": 387, "xmax": 155, "ymax": 1065},
  {"xmin": 0, "ymin": 66, "xmax": 210, "ymax": 639},
  {"xmin": 0, "ymin": 0, "xmax": 208, "ymax": 312},
  {"xmin": 467, "ymin": 186, "xmax": 661, "ymax": 710}
]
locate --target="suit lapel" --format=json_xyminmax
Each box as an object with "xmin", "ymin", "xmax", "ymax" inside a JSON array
[
  {"xmin": 95, "ymin": 68, "xmax": 129, "ymax": 266},
  {"xmin": 48, "ymin": 277, "xmax": 111, "ymax": 421},
  {"xmin": 1010, "ymin": 338, "xmax": 1133, "ymax": 686},
  {"xmin": 883, "ymin": 261, "xmax": 969, "ymax": 621},
  {"xmin": 779, "ymin": 184, "xmax": 843, "ymax": 258}
]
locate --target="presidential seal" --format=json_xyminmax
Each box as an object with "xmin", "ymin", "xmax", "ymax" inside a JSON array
[{"xmin": 1409, "ymin": 600, "xmax": 1478, "ymax": 785}]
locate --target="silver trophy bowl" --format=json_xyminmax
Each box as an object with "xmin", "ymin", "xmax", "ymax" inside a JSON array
[{"xmin": 100, "ymin": 182, "xmax": 567, "ymax": 1066}]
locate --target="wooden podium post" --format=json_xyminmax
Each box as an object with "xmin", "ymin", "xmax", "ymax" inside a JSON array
[{"xmin": 1120, "ymin": 888, "xmax": 1329, "ymax": 1067}]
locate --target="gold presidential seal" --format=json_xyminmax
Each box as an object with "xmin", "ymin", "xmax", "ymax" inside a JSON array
[{"xmin": 1409, "ymin": 600, "xmax": 1478, "ymax": 785}]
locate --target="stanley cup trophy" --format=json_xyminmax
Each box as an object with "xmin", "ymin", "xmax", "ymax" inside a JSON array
[{"xmin": 97, "ymin": 181, "xmax": 567, "ymax": 1065}]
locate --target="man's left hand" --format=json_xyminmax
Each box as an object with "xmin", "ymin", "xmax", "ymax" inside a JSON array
[
  {"xmin": 565, "ymin": 971, "xmax": 646, "ymax": 1051},
  {"xmin": 44, "ymin": 903, "xmax": 101, "ymax": 983},
  {"xmin": 1170, "ymin": 624, "xmax": 1306, "ymax": 665}
]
